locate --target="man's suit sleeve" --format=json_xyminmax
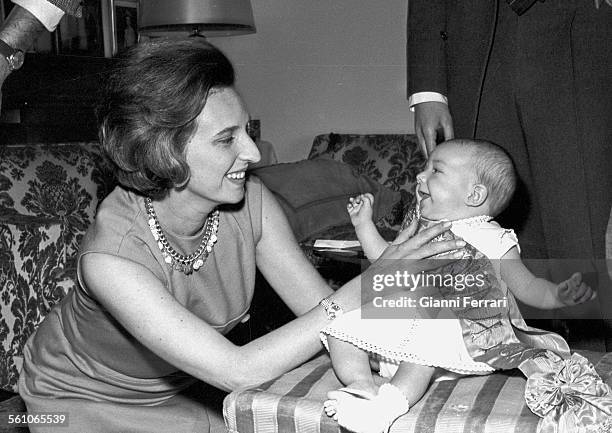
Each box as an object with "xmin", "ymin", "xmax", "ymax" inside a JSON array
[{"xmin": 407, "ymin": 0, "xmax": 447, "ymax": 98}]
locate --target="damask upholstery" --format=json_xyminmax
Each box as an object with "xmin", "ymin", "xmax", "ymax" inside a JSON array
[
  {"xmin": 0, "ymin": 142, "xmax": 115, "ymax": 392},
  {"xmin": 308, "ymin": 133, "xmax": 425, "ymax": 234}
]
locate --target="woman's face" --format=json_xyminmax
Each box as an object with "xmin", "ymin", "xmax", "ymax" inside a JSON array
[{"xmin": 183, "ymin": 87, "xmax": 261, "ymax": 208}]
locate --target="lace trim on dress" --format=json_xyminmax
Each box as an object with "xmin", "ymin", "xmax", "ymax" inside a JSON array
[{"xmin": 321, "ymin": 326, "xmax": 494, "ymax": 374}]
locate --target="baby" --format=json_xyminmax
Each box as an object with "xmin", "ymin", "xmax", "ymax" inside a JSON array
[{"xmin": 320, "ymin": 139, "xmax": 595, "ymax": 433}]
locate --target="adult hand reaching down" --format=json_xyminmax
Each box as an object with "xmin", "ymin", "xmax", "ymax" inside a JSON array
[{"xmin": 413, "ymin": 101, "xmax": 454, "ymax": 157}]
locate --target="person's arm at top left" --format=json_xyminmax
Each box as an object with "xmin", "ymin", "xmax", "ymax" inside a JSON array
[
  {"xmin": 0, "ymin": 0, "xmax": 83, "ymax": 98},
  {"xmin": 0, "ymin": 1, "xmax": 65, "ymax": 76},
  {"xmin": 500, "ymin": 246, "xmax": 596, "ymax": 309}
]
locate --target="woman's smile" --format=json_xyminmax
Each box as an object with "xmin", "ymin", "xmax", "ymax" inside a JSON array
[
  {"xmin": 226, "ymin": 170, "xmax": 247, "ymax": 183},
  {"xmin": 183, "ymin": 87, "xmax": 260, "ymax": 208}
]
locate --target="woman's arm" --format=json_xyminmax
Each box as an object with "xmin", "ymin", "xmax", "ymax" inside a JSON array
[
  {"xmin": 81, "ymin": 190, "xmax": 463, "ymax": 393},
  {"xmin": 255, "ymin": 186, "xmax": 463, "ymax": 314},
  {"xmin": 81, "ymin": 252, "xmax": 333, "ymax": 392},
  {"xmin": 254, "ymin": 186, "xmax": 332, "ymax": 316}
]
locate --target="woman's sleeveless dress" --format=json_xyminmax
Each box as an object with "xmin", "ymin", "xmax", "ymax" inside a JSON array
[{"xmin": 19, "ymin": 179, "xmax": 263, "ymax": 433}]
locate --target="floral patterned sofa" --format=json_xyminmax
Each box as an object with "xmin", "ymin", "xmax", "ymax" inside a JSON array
[
  {"xmin": 308, "ymin": 133, "xmax": 424, "ymax": 196},
  {"xmin": 307, "ymin": 133, "xmax": 425, "ymax": 232},
  {"xmin": 0, "ymin": 142, "xmax": 115, "ymax": 411}
]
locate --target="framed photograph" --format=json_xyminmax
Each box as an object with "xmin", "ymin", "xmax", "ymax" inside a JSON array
[
  {"xmin": 111, "ymin": 0, "xmax": 138, "ymax": 56},
  {"xmin": 54, "ymin": 0, "xmax": 107, "ymax": 56}
]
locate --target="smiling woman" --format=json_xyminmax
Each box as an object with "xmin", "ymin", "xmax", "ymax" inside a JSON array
[
  {"xmin": 17, "ymin": 38, "xmax": 465, "ymax": 433},
  {"xmin": 181, "ymin": 87, "xmax": 260, "ymax": 213}
]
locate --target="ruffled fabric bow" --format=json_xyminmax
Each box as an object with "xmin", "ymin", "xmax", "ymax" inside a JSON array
[{"xmin": 519, "ymin": 351, "xmax": 612, "ymax": 433}]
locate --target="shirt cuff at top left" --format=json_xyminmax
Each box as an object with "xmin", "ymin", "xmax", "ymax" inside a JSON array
[{"xmin": 11, "ymin": 0, "xmax": 64, "ymax": 31}]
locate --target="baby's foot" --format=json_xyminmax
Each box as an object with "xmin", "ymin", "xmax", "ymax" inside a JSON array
[
  {"xmin": 324, "ymin": 381, "xmax": 378, "ymax": 418},
  {"xmin": 324, "ymin": 388, "xmax": 376, "ymax": 429},
  {"xmin": 324, "ymin": 384, "xmax": 410, "ymax": 433}
]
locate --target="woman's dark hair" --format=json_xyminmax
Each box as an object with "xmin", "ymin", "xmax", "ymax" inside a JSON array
[{"xmin": 97, "ymin": 38, "xmax": 235, "ymax": 198}]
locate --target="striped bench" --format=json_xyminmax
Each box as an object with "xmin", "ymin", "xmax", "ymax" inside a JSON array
[{"xmin": 223, "ymin": 351, "xmax": 612, "ymax": 433}]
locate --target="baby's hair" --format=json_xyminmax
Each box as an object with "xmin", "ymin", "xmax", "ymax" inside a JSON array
[{"xmin": 444, "ymin": 139, "xmax": 517, "ymax": 216}]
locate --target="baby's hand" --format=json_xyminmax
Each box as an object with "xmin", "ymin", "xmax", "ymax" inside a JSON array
[
  {"xmin": 557, "ymin": 272, "xmax": 596, "ymax": 306},
  {"xmin": 347, "ymin": 193, "xmax": 374, "ymax": 228}
]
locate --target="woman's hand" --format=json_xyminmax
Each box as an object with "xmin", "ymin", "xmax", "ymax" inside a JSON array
[
  {"xmin": 378, "ymin": 221, "xmax": 463, "ymax": 262},
  {"xmin": 359, "ymin": 221, "xmax": 464, "ymax": 303}
]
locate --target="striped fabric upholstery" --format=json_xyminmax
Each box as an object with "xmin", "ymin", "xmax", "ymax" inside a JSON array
[{"xmin": 224, "ymin": 351, "xmax": 612, "ymax": 433}]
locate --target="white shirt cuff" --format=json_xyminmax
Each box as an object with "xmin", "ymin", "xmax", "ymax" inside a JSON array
[
  {"xmin": 12, "ymin": 0, "xmax": 65, "ymax": 31},
  {"xmin": 408, "ymin": 92, "xmax": 448, "ymax": 112}
]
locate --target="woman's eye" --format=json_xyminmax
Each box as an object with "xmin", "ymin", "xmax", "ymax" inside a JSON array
[
  {"xmin": 218, "ymin": 136, "xmax": 235, "ymax": 145},
  {"xmin": 432, "ymin": 168, "xmax": 440, "ymax": 173}
]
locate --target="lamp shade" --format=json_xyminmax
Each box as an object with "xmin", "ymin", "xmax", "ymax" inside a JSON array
[{"xmin": 139, "ymin": 0, "xmax": 256, "ymax": 37}]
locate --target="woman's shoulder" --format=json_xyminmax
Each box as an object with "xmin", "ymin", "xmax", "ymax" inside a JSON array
[{"xmin": 81, "ymin": 187, "xmax": 151, "ymax": 256}]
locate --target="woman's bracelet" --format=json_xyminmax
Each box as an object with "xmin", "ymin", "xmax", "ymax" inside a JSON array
[{"xmin": 319, "ymin": 296, "xmax": 344, "ymax": 320}]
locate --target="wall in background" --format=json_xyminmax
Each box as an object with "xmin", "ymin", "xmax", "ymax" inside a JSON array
[{"xmin": 208, "ymin": 0, "xmax": 414, "ymax": 162}]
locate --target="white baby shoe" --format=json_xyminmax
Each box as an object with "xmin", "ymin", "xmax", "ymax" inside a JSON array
[{"xmin": 324, "ymin": 384, "xmax": 409, "ymax": 433}]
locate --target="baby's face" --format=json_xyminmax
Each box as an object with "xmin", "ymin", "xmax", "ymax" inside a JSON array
[{"xmin": 415, "ymin": 143, "xmax": 477, "ymax": 221}]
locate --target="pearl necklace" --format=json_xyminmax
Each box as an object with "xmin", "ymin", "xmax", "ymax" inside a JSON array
[{"xmin": 145, "ymin": 198, "xmax": 219, "ymax": 275}]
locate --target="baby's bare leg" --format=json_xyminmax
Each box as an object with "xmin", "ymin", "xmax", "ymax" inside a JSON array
[
  {"xmin": 390, "ymin": 361, "xmax": 435, "ymax": 406},
  {"xmin": 328, "ymin": 336, "xmax": 378, "ymax": 396}
]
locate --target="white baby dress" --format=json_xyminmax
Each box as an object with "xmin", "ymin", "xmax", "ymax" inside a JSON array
[{"xmin": 320, "ymin": 217, "xmax": 524, "ymax": 378}]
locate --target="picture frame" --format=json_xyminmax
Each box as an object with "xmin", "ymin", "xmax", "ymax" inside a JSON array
[
  {"xmin": 54, "ymin": 0, "xmax": 108, "ymax": 56},
  {"xmin": 110, "ymin": 0, "xmax": 139, "ymax": 56}
]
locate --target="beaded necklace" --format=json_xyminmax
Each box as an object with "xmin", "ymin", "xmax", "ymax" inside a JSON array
[{"xmin": 145, "ymin": 197, "xmax": 219, "ymax": 275}]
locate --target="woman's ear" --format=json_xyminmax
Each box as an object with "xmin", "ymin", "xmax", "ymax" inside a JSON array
[{"xmin": 466, "ymin": 184, "xmax": 488, "ymax": 207}]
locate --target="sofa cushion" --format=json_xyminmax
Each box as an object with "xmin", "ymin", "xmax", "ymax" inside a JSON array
[
  {"xmin": 0, "ymin": 142, "xmax": 115, "ymax": 392},
  {"xmin": 251, "ymin": 159, "xmax": 401, "ymax": 242},
  {"xmin": 308, "ymin": 133, "xmax": 426, "ymax": 232}
]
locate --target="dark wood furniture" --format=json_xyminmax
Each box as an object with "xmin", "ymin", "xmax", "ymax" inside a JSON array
[{"xmin": 0, "ymin": 54, "xmax": 116, "ymax": 145}]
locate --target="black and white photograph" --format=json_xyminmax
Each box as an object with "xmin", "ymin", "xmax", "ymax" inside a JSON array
[{"xmin": 0, "ymin": 1, "xmax": 611, "ymax": 432}]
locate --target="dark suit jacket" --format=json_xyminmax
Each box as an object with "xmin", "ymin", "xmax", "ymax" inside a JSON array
[
  {"xmin": 406, "ymin": 0, "xmax": 612, "ymax": 261},
  {"xmin": 406, "ymin": 0, "xmax": 499, "ymax": 138}
]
